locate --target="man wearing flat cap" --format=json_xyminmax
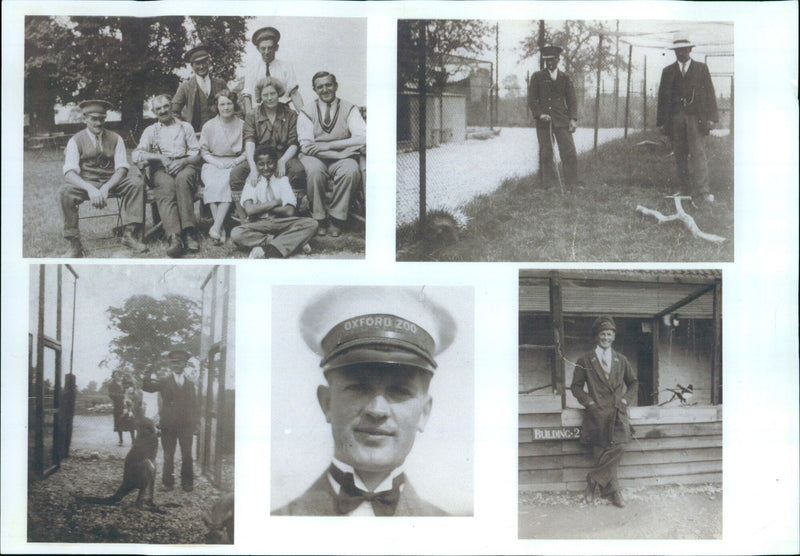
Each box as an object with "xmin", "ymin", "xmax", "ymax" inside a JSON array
[
  {"xmin": 59, "ymin": 99, "xmax": 148, "ymax": 258},
  {"xmin": 570, "ymin": 316, "xmax": 638, "ymax": 508},
  {"xmin": 143, "ymin": 349, "xmax": 199, "ymax": 492},
  {"xmin": 657, "ymin": 36, "xmax": 719, "ymax": 203},
  {"xmin": 172, "ymin": 45, "xmax": 228, "ymax": 132},
  {"xmin": 242, "ymin": 26, "xmax": 304, "ymax": 116},
  {"xmin": 527, "ymin": 45, "xmax": 579, "ymax": 189},
  {"xmin": 273, "ymin": 286, "xmax": 458, "ymax": 516}
]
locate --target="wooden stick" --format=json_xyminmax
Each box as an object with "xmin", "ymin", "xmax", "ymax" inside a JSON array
[{"xmin": 636, "ymin": 196, "xmax": 726, "ymax": 243}]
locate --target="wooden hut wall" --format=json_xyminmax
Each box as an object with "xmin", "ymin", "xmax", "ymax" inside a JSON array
[
  {"xmin": 656, "ymin": 319, "xmax": 715, "ymax": 404},
  {"xmin": 519, "ymin": 404, "xmax": 722, "ymax": 491}
]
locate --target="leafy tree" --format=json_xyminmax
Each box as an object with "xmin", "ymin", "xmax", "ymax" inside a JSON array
[
  {"xmin": 102, "ymin": 293, "xmax": 201, "ymax": 386},
  {"xmin": 501, "ymin": 73, "xmax": 522, "ymax": 98},
  {"xmin": 83, "ymin": 380, "xmax": 99, "ymax": 394},
  {"xmin": 398, "ymin": 19, "xmax": 492, "ymax": 92},
  {"xmin": 24, "ymin": 15, "xmax": 251, "ymax": 135}
]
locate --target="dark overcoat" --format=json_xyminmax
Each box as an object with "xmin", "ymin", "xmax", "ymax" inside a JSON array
[
  {"xmin": 272, "ymin": 472, "xmax": 448, "ymax": 516},
  {"xmin": 142, "ymin": 374, "xmax": 198, "ymax": 431},
  {"xmin": 570, "ymin": 349, "xmax": 638, "ymax": 447},
  {"xmin": 527, "ymin": 69, "xmax": 578, "ymax": 128},
  {"xmin": 656, "ymin": 59, "xmax": 719, "ymax": 136}
]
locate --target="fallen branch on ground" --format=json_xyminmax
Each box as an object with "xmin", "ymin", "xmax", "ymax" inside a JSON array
[{"xmin": 636, "ymin": 195, "xmax": 726, "ymax": 243}]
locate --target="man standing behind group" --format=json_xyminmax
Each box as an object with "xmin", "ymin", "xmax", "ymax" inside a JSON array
[
  {"xmin": 297, "ymin": 72, "xmax": 366, "ymax": 237},
  {"xmin": 656, "ymin": 36, "xmax": 718, "ymax": 203},
  {"xmin": 527, "ymin": 45, "xmax": 578, "ymax": 189},
  {"xmin": 172, "ymin": 45, "xmax": 228, "ymax": 133},
  {"xmin": 242, "ymin": 26, "xmax": 303, "ymax": 116},
  {"xmin": 133, "ymin": 94, "xmax": 202, "ymax": 258}
]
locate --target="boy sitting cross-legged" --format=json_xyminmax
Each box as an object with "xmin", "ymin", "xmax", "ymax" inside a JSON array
[{"xmin": 231, "ymin": 146, "xmax": 318, "ymax": 258}]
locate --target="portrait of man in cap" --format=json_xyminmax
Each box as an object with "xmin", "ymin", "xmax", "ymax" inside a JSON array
[
  {"xmin": 242, "ymin": 26, "xmax": 304, "ymax": 115},
  {"xmin": 172, "ymin": 44, "xmax": 229, "ymax": 133},
  {"xmin": 570, "ymin": 316, "xmax": 639, "ymax": 508},
  {"xmin": 271, "ymin": 286, "xmax": 474, "ymax": 516}
]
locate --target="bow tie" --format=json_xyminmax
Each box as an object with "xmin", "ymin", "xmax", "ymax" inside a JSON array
[{"xmin": 329, "ymin": 464, "xmax": 404, "ymax": 516}]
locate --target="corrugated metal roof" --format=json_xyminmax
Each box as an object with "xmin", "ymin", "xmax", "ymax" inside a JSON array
[{"xmin": 520, "ymin": 269, "xmax": 721, "ymax": 285}]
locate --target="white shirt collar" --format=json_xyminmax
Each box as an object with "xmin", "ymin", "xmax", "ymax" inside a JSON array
[
  {"xmin": 548, "ymin": 68, "xmax": 559, "ymax": 80},
  {"xmin": 595, "ymin": 345, "xmax": 612, "ymax": 364},
  {"xmin": 681, "ymin": 59, "xmax": 692, "ymax": 72},
  {"xmin": 328, "ymin": 457, "xmax": 405, "ymax": 494},
  {"xmin": 172, "ymin": 372, "xmax": 184, "ymax": 386}
]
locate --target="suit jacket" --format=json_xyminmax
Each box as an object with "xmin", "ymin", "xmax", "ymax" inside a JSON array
[
  {"xmin": 570, "ymin": 349, "xmax": 638, "ymax": 447},
  {"xmin": 272, "ymin": 471, "xmax": 448, "ymax": 516},
  {"xmin": 142, "ymin": 374, "xmax": 197, "ymax": 431},
  {"xmin": 656, "ymin": 59, "xmax": 718, "ymax": 136},
  {"xmin": 172, "ymin": 75, "xmax": 228, "ymax": 128},
  {"xmin": 527, "ymin": 69, "xmax": 578, "ymax": 128}
]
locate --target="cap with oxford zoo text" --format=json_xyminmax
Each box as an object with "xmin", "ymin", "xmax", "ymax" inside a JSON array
[{"xmin": 300, "ymin": 286, "xmax": 457, "ymax": 374}]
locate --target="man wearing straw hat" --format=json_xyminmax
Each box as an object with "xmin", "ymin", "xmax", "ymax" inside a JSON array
[
  {"xmin": 527, "ymin": 45, "xmax": 579, "ymax": 190},
  {"xmin": 570, "ymin": 316, "xmax": 638, "ymax": 508},
  {"xmin": 273, "ymin": 286, "xmax": 456, "ymax": 516},
  {"xmin": 242, "ymin": 26, "xmax": 304, "ymax": 115},
  {"xmin": 172, "ymin": 44, "xmax": 228, "ymax": 132},
  {"xmin": 657, "ymin": 36, "xmax": 719, "ymax": 203}
]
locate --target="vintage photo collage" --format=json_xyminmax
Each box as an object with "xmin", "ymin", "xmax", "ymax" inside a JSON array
[{"xmin": 2, "ymin": 1, "xmax": 798, "ymax": 555}]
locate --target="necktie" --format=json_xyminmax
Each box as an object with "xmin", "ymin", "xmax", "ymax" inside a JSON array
[
  {"xmin": 324, "ymin": 102, "xmax": 331, "ymax": 126},
  {"xmin": 329, "ymin": 464, "xmax": 404, "ymax": 516},
  {"xmin": 601, "ymin": 349, "xmax": 611, "ymax": 375},
  {"xmin": 680, "ymin": 63, "xmax": 686, "ymax": 77},
  {"xmin": 265, "ymin": 62, "xmax": 270, "ymax": 77}
]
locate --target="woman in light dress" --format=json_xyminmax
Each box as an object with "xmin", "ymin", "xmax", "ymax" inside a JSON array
[{"xmin": 199, "ymin": 89, "xmax": 245, "ymax": 243}]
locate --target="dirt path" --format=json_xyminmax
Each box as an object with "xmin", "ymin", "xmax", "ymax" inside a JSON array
[{"xmin": 519, "ymin": 484, "xmax": 722, "ymax": 539}]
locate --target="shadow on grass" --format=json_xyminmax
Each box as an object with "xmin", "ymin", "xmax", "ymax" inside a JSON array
[
  {"xmin": 397, "ymin": 130, "xmax": 734, "ymax": 262},
  {"xmin": 22, "ymin": 150, "xmax": 365, "ymax": 259}
]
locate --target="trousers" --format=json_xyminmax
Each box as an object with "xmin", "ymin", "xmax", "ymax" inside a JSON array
[
  {"xmin": 59, "ymin": 176, "xmax": 145, "ymax": 239},
  {"xmin": 160, "ymin": 426, "xmax": 193, "ymax": 488},
  {"xmin": 231, "ymin": 216, "xmax": 318, "ymax": 257},
  {"xmin": 671, "ymin": 112, "xmax": 710, "ymax": 196},
  {"xmin": 535, "ymin": 124, "xmax": 578, "ymax": 187},
  {"xmin": 299, "ymin": 156, "xmax": 360, "ymax": 222},
  {"xmin": 150, "ymin": 166, "xmax": 199, "ymax": 237}
]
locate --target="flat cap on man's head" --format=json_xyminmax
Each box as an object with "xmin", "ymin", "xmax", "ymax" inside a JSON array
[
  {"xmin": 300, "ymin": 287, "xmax": 457, "ymax": 374},
  {"xmin": 79, "ymin": 99, "xmax": 113, "ymax": 115},
  {"xmin": 252, "ymin": 26, "xmax": 281, "ymax": 46},
  {"xmin": 541, "ymin": 45, "xmax": 563, "ymax": 59},
  {"xmin": 184, "ymin": 44, "xmax": 211, "ymax": 63},
  {"xmin": 591, "ymin": 316, "xmax": 617, "ymax": 336},
  {"xmin": 166, "ymin": 349, "xmax": 193, "ymax": 361}
]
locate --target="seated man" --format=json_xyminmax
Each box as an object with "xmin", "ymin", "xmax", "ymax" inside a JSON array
[
  {"xmin": 297, "ymin": 72, "xmax": 365, "ymax": 237},
  {"xmin": 132, "ymin": 94, "xmax": 202, "ymax": 258},
  {"xmin": 59, "ymin": 99, "xmax": 147, "ymax": 258},
  {"xmin": 230, "ymin": 147, "xmax": 318, "ymax": 259}
]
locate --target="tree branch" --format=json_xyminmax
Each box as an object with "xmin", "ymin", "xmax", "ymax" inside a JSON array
[{"xmin": 636, "ymin": 196, "xmax": 726, "ymax": 243}]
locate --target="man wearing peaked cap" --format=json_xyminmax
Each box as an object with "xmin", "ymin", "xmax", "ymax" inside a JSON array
[
  {"xmin": 273, "ymin": 287, "xmax": 458, "ymax": 516},
  {"xmin": 570, "ymin": 316, "xmax": 639, "ymax": 509},
  {"xmin": 242, "ymin": 25, "xmax": 303, "ymax": 115},
  {"xmin": 172, "ymin": 44, "xmax": 228, "ymax": 132}
]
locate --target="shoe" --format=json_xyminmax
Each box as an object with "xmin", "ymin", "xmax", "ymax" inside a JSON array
[
  {"xmin": 328, "ymin": 222, "xmax": 342, "ymax": 238},
  {"xmin": 611, "ymin": 491, "xmax": 626, "ymax": 508},
  {"xmin": 117, "ymin": 440, "xmax": 123, "ymax": 446},
  {"xmin": 183, "ymin": 231, "xmax": 199, "ymax": 252},
  {"xmin": 162, "ymin": 483, "xmax": 174, "ymax": 492},
  {"xmin": 248, "ymin": 246, "xmax": 265, "ymax": 259},
  {"xmin": 704, "ymin": 193, "xmax": 715, "ymax": 203},
  {"xmin": 64, "ymin": 238, "xmax": 85, "ymax": 258},
  {"xmin": 208, "ymin": 227, "xmax": 221, "ymax": 243},
  {"xmin": 166, "ymin": 235, "xmax": 184, "ymax": 258},
  {"xmin": 182, "ymin": 484, "xmax": 193, "ymax": 493},
  {"xmin": 582, "ymin": 476, "xmax": 597, "ymax": 503},
  {"xmin": 263, "ymin": 244, "xmax": 283, "ymax": 259},
  {"xmin": 316, "ymin": 222, "xmax": 327, "ymax": 236},
  {"xmin": 121, "ymin": 227, "xmax": 148, "ymax": 253}
]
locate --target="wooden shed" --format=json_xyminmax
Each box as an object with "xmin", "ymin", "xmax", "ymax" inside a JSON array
[{"xmin": 519, "ymin": 270, "xmax": 722, "ymax": 492}]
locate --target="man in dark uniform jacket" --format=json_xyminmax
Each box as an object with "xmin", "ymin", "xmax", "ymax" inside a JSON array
[
  {"xmin": 143, "ymin": 349, "xmax": 198, "ymax": 492},
  {"xmin": 273, "ymin": 287, "xmax": 456, "ymax": 516},
  {"xmin": 656, "ymin": 36, "xmax": 719, "ymax": 203},
  {"xmin": 570, "ymin": 316, "xmax": 639, "ymax": 508},
  {"xmin": 527, "ymin": 45, "xmax": 579, "ymax": 188},
  {"xmin": 172, "ymin": 45, "xmax": 228, "ymax": 133}
]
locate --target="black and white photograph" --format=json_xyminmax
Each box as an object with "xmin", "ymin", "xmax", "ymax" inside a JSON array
[
  {"xmin": 396, "ymin": 20, "xmax": 734, "ymax": 262},
  {"xmin": 518, "ymin": 269, "xmax": 722, "ymax": 539},
  {"xmin": 271, "ymin": 285, "xmax": 474, "ymax": 516},
  {"xmin": 23, "ymin": 15, "xmax": 366, "ymax": 259},
  {"xmin": 26, "ymin": 264, "xmax": 235, "ymax": 544}
]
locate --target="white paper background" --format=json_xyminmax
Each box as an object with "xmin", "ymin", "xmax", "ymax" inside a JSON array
[{"xmin": 2, "ymin": 1, "xmax": 798, "ymax": 555}]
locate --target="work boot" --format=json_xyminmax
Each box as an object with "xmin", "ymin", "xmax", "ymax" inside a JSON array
[
  {"xmin": 64, "ymin": 238, "xmax": 85, "ymax": 258},
  {"xmin": 328, "ymin": 218, "xmax": 344, "ymax": 238},
  {"xmin": 582, "ymin": 476, "xmax": 596, "ymax": 503},
  {"xmin": 121, "ymin": 226, "xmax": 148, "ymax": 253},
  {"xmin": 316, "ymin": 220, "xmax": 327, "ymax": 236},
  {"xmin": 263, "ymin": 244, "xmax": 283, "ymax": 259},
  {"xmin": 183, "ymin": 229, "xmax": 199, "ymax": 252},
  {"xmin": 611, "ymin": 490, "xmax": 626, "ymax": 508},
  {"xmin": 166, "ymin": 235, "xmax": 184, "ymax": 258}
]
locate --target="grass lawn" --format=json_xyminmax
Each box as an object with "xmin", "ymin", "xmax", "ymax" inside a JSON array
[
  {"xmin": 397, "ymin": 130, "xmax": 734, "ymax": 262},
  {"xmin": 22, "ymin": 149, "xmax": 365, "ymax": 259}
]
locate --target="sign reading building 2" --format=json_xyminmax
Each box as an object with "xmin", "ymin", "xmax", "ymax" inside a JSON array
[{"xmin": 532, "ymin": 426, "xmax": 581, "ymax": 441}]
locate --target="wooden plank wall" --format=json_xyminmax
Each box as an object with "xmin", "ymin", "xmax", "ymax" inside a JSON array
[{"xmin": 519, "ymin": 400, "xmax": 722, "ymax": 491}]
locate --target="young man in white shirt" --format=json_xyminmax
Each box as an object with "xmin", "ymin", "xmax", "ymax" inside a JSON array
[
  {"xmin": 241, "ymin": 26, "xmax": 303, "ymax": 116},
  {"xmin": 230, "ymin": 147, "xmax": 317, "ymax": 258}
]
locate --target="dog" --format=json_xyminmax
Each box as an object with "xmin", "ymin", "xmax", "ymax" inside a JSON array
[{"xmin": 203, "ymin": 492, "xmax": 234, "ymax": 544}]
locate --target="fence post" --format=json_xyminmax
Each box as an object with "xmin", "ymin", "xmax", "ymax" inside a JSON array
[
  {"xmin": 643, "ymin": 56, "xmax": 647, "ymax": 130},
  {"xmin": 624, "ymin": 44, "xmax": 632, "ymax": 138},
  {"xmin": 593, "ymin": 34, "xmax": 602, "ymax": 151},
  {"xmin": 417, "ymin": 21, "xmax": 427, "ymax": 226},
  {"xmin": 729, "ymin": 75, "xmax": 734, "ymax": 140}
]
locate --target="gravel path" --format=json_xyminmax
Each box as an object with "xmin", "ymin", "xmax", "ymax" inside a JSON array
[{"xmin": 396, "ymin": 127, "xmax": 626, "ymax": 225}]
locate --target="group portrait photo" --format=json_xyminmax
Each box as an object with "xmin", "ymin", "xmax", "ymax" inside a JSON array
[
  {"xmin": 396, "ymin": 19, "xmax": 734, "ymax": 262},
  {"xmin": 23, "ymin": 15, "xmax": 367, "ymax": 259}
]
